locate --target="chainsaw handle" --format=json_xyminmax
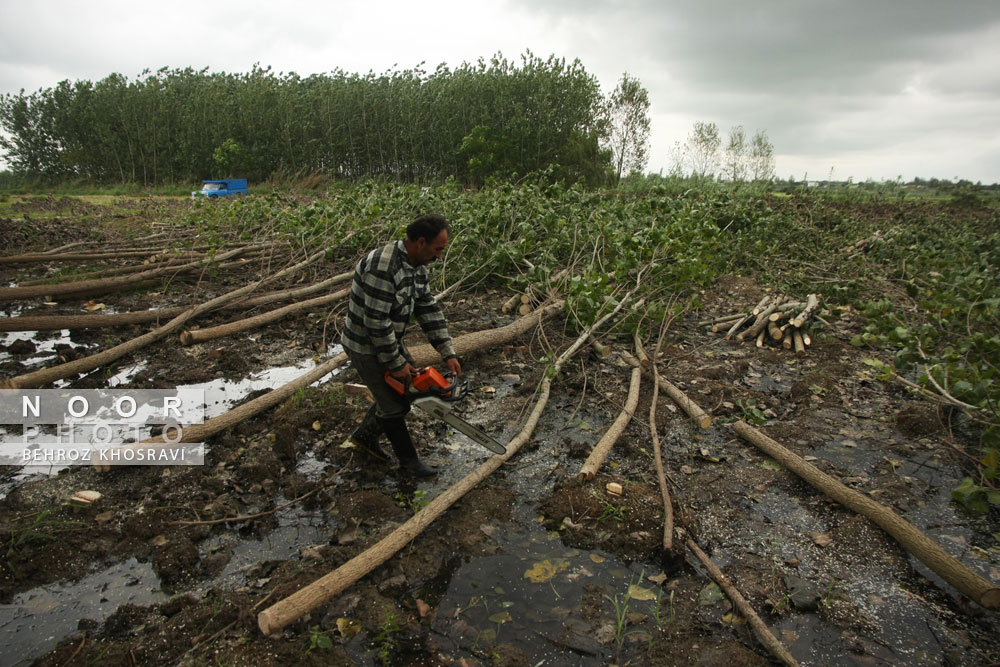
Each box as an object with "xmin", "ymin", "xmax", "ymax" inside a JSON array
[{"xmin": 384, "ymin": 370, "xmax": 414, "ymax": 395}]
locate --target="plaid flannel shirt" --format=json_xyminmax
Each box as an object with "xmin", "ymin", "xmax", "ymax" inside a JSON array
[{"xmin": 341, "ymin": 240, "xmax": 456, "ymax": 371}]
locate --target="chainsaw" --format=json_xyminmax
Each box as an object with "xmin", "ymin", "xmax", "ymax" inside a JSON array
[{"xmin": 385, "ymin": 366, "xmax": 507, "ymax": 455}]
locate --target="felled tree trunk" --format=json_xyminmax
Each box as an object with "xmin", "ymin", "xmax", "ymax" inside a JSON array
[
  {"xmin": 657, "ymin": 374, "xmax": 712, "ymax": 429},
  {"xmin": 0, "ymin": 249, "xmax": 182, "ymax": 264},
  {"xmin": 731, "ymin": 420, "xmax": 1000, "ymax": 609},
  {"xmin": 577, "ymin": 366, "xmax": 642, "ymax": 481},
  {"xmin": 18, "ymin": 257, "xmax": 195, "ymax": 286},
  {"xmin": 0, "ymin": 245, "xmax": 266, "ymax": 302},
  {"xmin": 180, "ymin": 288, "xmax": 350, "ymax": 345},
  {"xmin": 0, "ymin": 272, "xmax": 354, "ymax": 333}
]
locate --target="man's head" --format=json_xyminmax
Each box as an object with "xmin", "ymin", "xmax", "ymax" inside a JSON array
[{"xmin": 404, "ymin": 214, "xmax": 450, "ymax": 266}]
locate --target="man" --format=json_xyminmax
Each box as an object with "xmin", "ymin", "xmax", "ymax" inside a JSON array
[{"xmin": 341, "ymin": 214, "xmax": 461, "ymax": 476}]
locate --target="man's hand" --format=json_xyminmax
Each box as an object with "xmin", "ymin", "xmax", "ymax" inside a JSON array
[
  {"xmin": 390, "ymin": 363, "xmax": 416, "ymax": 385},
  {"xmin": 445, "ymin": 357, "xmax": 462, "ymax": 377}
]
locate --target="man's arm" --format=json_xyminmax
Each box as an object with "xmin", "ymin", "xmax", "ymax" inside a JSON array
[{"xmin": 413, "ymin": 276, "xmax": 458, "ymax": 371}]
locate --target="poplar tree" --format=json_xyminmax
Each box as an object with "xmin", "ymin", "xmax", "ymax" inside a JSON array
[{"xmin": 605, "ymin": 73, "xmax": 651, "ymax": 185}]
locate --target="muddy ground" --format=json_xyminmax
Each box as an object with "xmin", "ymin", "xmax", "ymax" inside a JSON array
[{"xmin": 1, "ymin": 195, "xmax": 999, "ymax": 666}]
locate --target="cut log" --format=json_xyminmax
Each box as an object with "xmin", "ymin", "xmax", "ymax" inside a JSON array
[
  {"xmin": 256, "ymin": 297, "xmax": 628, "ymax": 636},
  {"xmin": 731, "ymin": 420, "xmax": 1000, "ymax": 610},
  {"xmin": 517, "ymin": 303, "xmax": 534, "ymax": 316},
  {"xmin": 790, "ymin": 294, "xmax": 820, "ymax": 328},
  {"xmin": 711, "ymin": 316, "xmax": 745, "ymax": 333},
  {"xmin": 587, "ymin": 335, "xmax": 611, "ymax": 358},
  {"xmin": 180, "ymin": 288, "xmax": 350, "ymax": 346},
  {"xmin": 738, "ymin": 297, "xmax": 783, "ymax": 341},
  {"xmin": 755, "ymin": 329, "xmax": 766, "ymax": 348},
  {"xmin": 725, "ymin": 296, "xmax": 770, "ymax": 340},
  {"xmin": 0, "ymin": 272, "xmax": 354, "ymax": 333},
  {"xmin": 767, "ymin": 320, "xmax": 784, "ymax": 341},
  {"xmin": 577, "ymin": 366, "xmax": 641, "ymax": 481},
  {"xmin": 686, "ymin": 538, "xmax": 799, "ymax": 666},
  {"xmin": 699, "ymin": 313, "xmax": 746, "ymax": 327},
  {"xmin": 501, "ymin": 293, "xmax": 521, "ymax": 315},
  {"xmin": 1, "ymin": 250, "xmax": 324, "ymax": 389},
  {"xmin": 657, "ymin": 374, "xmax": 711, "ymax": 429},
  {"xmin": 751, "ymin": 295, "xmax": 772, "ymax": 316},
  {"xmin": 0, "ymin": 245, "xmax": 266, "ymax": 302},
  {"xmin": 792, "ymin": 329, "xmax": 806, "ymax": 355},
  {"xmin": 777, "ymin": 301, "xmax": 806, "ymax": 313}
]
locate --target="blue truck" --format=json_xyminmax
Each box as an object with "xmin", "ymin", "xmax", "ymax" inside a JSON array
[{"xmin": 191, "ymin": 178, "xmax": 248, "ymax": 199}]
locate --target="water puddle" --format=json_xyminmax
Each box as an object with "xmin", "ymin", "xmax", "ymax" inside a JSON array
[
  {"xmin": 0, "ymin": 557, "xmax": 165, "ymax": 667},
  {"xmin": 0, "ymin": 329, "xmax": 85, "ymax": 369},
  {"xmin": 344, "ymin": 522, "xmax": 667, "ymax": 665},
  {"xmin": 171, "ymin": 344, "xmax": 345, "ymax": 420},
  {"xmin": 201, "ymin": 500, "xmax": 334, "ymax": 589}
]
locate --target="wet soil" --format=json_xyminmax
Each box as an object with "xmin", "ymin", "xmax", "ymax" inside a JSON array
[{"xmin": 1, "ymin": 196, "xmax": 998, "ymax": 666}]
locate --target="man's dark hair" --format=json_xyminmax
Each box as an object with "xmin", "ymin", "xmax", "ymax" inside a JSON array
[{"xmin": 407, "ymin": 214, "xmax": 449, "ymax": 242}]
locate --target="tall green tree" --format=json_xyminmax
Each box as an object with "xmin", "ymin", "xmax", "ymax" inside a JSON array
[
  {"xmin": 604, "ymin": 73, "xmax": 650, "ymax": 185},
  {"xmin": 683, "ymin": 121, "xmax": 721, "ymax": 177},
  {"xmin": 724, "ymin": 125, "xmax": 748, "ymax": 182},
  {"xmin": 749, "ymin": 130, "xmax": 775, "ymax": 182}
]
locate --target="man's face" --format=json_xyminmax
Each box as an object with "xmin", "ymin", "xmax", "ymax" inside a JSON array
[{"xmin": 415, "ymin": 229, "xmax": 448, "ymax": 266}]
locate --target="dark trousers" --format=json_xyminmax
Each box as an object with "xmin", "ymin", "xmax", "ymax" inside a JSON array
[{"xmin": 346, "ymin": 349, "xmax": 419, "ymax": 461}]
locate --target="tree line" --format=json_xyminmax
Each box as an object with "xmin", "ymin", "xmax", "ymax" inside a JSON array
[{"xmin": 0, "ymin": 53, "xmax": 655, "ymax": 188}]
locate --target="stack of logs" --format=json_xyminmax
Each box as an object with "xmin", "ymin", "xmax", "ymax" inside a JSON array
[
  {"xmin": 500, "ymin": 269, "xmax": 569, "ymax": 317},
  {"xmin": 703, "ymin": 293, "xmax": 820, "ymax": 355}
]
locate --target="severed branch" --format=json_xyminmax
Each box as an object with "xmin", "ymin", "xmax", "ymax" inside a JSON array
[
  {"xmin": 686, "ymin": 538, "xmax": 799, "ymax": 666},
  {"xmin": 656, "ymin": 374, "xmax": 712, "ymax": 429},
  {"xmin": 731, "ymin": 420, "xmax": 1000, "ymax": 609},
  {"xmin": 649, "ymin": 310, "xmax": 676, "ymax": 550},
  {"xmin": 577, "ymin": 365, "xmax": 641, "ymax": 481},
  {"xmin": 180, "ymin": 288, "xmax": 350, "ymax": 346}
]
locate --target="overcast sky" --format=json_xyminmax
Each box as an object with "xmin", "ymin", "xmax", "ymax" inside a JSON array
[{"xmin": 2, "ymin": 1, "xmax": 998, "ymax": 183}]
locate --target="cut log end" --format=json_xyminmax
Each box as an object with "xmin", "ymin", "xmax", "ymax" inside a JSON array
[
  {"xmin": 698, "ymin": 415, "xmax": 712, "ymax": 429},
  {"xmin": 501, "ymin": 293, "xmax": 521, "ymax": 314},
  {"xmin": 179, "ymin": 330, "xmax": 195, "ymax": 346},
  {"xmin": 981, "ymin": 587, "xmax": 1000, "ymax": 610},
  {"xmin": 258, "ymin": 611, "xmax": 277, "ymax": 637}
]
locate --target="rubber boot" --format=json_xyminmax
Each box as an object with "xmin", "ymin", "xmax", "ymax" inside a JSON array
[
  {"xmin": 348, "ymin": 404, "xmax": 389, "ymax": 461},
  {"xmin": 378, "ymin": 416, "xmax": 437, "ymax": 477}
]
